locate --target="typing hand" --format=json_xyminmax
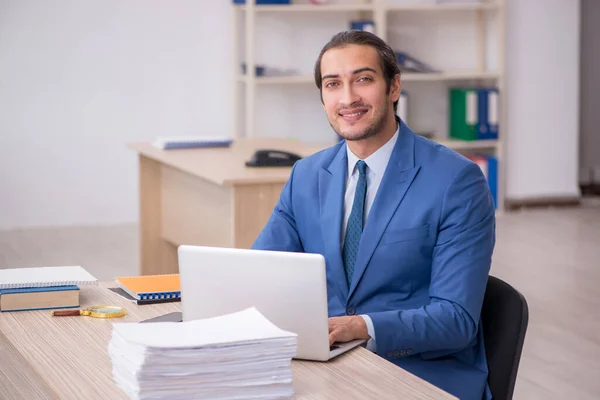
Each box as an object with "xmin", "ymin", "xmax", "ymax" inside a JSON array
[{"xmin": 328, "ymin": 316, "xmax": 370, "ymax": 345}]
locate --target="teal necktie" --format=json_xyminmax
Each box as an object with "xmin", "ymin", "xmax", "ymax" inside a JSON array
[{"xmin": 342, "ymin": 160, "xmax": 368, "ymax": 286}]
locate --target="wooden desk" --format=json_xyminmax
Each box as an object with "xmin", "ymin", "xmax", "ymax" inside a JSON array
[
  {"xmin": 129, "ymin": 138, "xmax": 330, "ymax": 275},
  {"xmin": 0, "ymin": 284, "xmax": 456, "ymax": 400}
]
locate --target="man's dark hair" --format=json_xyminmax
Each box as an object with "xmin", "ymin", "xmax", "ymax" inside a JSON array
[{"xmin": 314, "ymin": 30, "xmax": 401, "ymax": 112}]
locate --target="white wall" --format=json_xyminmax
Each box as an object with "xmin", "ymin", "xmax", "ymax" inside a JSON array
[
  {"xmin": 505, "ymin": 0, "xmax": 581, "ymax": 200},
  {"xmin": 0, "ymin": 0, "xmax": 582, "ymax": 230},
  {"xmin": 579, "ymin": 0, "xmax": 600, "ymax": 185},
  {"xmin": 0, "ymin": 1, "xmax": 233, "ymax": 230}
]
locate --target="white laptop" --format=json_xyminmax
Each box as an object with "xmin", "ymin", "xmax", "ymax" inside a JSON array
[{"xmin": 177, "ymin": 245, "xmax": 364, "ymax": 361}]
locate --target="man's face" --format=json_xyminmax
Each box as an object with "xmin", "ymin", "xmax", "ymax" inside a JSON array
[{"xmin": 320, "ymin": 44, "xmax": 399, "ymax": 141}]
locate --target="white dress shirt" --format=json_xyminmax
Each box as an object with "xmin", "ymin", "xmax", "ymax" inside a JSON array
[{"xmin": 342, "ymin": 124, "xmax": 399, "ymax": 352}]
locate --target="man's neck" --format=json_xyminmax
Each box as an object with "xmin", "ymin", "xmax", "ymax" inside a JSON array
[{"xmin": 346, "ymin": 114, "xmax": 398, "ymax": 160}]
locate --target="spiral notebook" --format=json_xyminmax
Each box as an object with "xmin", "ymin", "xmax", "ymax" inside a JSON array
[
  {"xmin": 0, "ymin": 266, "xmax": 98, "ymax": 289},
  {"xmin": 115, "ymin": 274, "xmax": 180, "ymax": 301}
]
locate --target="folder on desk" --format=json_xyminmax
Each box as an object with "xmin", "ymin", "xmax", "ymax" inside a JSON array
[{"xmin": 115, "ymin": 274, "xmax": 180, "ymax": 301}]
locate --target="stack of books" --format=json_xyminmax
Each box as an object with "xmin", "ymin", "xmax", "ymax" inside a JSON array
[
  {"xmin": 108, "ymin": 307, "xmax": 297, "ymax": 400},
  {"xmin": 0, "ymin": 266, "xmax": 98, "ymax": 312}
]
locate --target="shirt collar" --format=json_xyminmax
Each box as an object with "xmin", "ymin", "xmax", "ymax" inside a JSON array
[{"xmin": 346, "ymin": 123, "xmax": 400, "ymax": 177}]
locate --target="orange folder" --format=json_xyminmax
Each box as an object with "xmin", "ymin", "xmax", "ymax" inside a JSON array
[{"xmin": 116, "ymin": 274, "xmax": 180, "ymax": 301}]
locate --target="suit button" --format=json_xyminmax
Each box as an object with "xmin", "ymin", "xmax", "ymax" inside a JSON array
[
  {"xmin": 346, "ymin": 307, "xmax": 356, "ymax": 315},
  {"xmin": 400, "ymin": 349, "xmax": 406, "ymax": 356},
  {"xmin": 392, "ymin": 350, "xmax": 400, "ymax": 357},
  {"xmin": 386, "ymin": 351, "xmax": 394, "ymax": 358},
  {"xmin": 406, "ymin": 349, "xmax": 413, "ymax": 355}
]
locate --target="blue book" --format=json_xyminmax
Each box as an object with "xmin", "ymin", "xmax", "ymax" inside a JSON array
[
  {"xmin": 0, "ymin": 285, "xmax": 80, "ymax": 312},
  {"xmin": 350, "ymin": 20, "xmax": 375, "ymax": 33}
]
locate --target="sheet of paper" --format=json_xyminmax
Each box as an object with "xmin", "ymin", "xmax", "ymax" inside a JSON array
[{"xmin": 111, "ymin": 307, "xmax": 296, "ymax": 349}]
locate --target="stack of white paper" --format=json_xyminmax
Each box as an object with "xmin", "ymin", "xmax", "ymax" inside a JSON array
[{"xmin": 108, "ymin": 307, "xmax": 297, "ymax": 400}]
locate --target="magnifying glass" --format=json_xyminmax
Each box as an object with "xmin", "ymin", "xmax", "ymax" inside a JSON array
[{"xmin": 50, "ymin": 305, "xmax": 126, "ymax": 318}]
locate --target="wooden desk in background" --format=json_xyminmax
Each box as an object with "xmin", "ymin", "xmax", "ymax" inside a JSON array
[
  {"xmin": 128, "ymin": 138, "xmax": 329, "ymax": 276},
  {"xmin": 0, "ymin": 284, "xmax": 456, "ymax": 400}
]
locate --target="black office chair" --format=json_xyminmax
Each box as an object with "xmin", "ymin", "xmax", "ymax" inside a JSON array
[{"xmin": 481, "ymin": 275, "xmax": 529, "ymax": 400}]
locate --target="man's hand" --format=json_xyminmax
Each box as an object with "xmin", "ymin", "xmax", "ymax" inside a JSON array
[{"xmin": 328, "ymin": 316, "xmax": 371, "ymax": 345}]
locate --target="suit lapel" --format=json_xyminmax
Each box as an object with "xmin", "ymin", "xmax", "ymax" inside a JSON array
[
  {"xmin": 348, "ymin": 124, "xmax": 421, "ymax": 299},
  {"xmin": 319, "ymin": 144, "xmax": 349, "ymax": 301}
]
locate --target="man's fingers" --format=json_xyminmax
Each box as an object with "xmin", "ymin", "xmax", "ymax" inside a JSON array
[
  {"xmin": 329, "ymin": 328, "xmax": 340, "ymax": 345},
  {"xmin": 328, "ymin": 318, "xmax": 340, "ymax": 333}
]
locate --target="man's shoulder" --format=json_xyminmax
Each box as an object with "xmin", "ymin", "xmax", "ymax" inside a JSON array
[
  {"xmin": 292, "ymin": 141, "xmax": 345, "ymax": 176},
  {"xmin": 412, "ymin": 132, "xmax": 479, "ymax": 179}
]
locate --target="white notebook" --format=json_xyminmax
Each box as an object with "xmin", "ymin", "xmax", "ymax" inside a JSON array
[{"xmin": 0, "ymin": 266, "xmax": 98, "ymax": 289}]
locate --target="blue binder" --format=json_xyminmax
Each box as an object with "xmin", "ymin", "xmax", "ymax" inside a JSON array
[
  {"xmin": 477, "ymin": 89, "xmax": 489, "ymax": 140},
  {"xmin": 477, "ymin": 88, "xmax": 499, "ymax": 140},
  {"xmin": 488, "ymin": 156, "xmax": 498, "ymax": 208}
]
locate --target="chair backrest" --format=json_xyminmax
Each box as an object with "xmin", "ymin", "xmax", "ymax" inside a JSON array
[{"xmin": 481, "ymin": 275, "xmax": 529, "ymax": 400}]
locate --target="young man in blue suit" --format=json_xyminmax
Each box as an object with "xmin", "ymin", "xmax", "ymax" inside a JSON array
[{"xmin": 252, "ymin": 30, "xmax": 495, "ymax": 400}]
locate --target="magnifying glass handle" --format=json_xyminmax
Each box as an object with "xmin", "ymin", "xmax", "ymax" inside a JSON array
[{"xmin": 51, "ymin": 310, "xmax": 82, "ymax": 317}]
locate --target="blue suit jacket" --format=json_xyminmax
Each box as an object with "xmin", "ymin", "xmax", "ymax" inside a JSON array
[{"xmin": 252, "ymin": 122, "xmax": 495, "ymax": 400}]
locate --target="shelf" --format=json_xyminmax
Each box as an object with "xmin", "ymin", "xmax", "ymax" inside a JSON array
[
  {"xmin": 238, "ymin": 71, "xmax": 499, "ymax": 84},
  {"xmin": 402, "ymin": 71, "xmax": 500, "ymax": 81},
  {"xmin": 233, "ymin": 3, "xmax": 373, "ymax": 12},
  {"xmin": 385, "ymin": 1, "xmax": 500, "ymax": 12},
  {"xmin": 434, "ymin": 138, "xmax": 499, "ymax": 150},
  {"xmin": 238, "ymin": 75, "xmax": 314, "ymax": 84},
  {"xmin": 233, "ymin": 0, "xmax": 506, "ymax": 210},
  {"xmin": 234, "ymin": 2, "xmax": 499, "ymax": 13}
]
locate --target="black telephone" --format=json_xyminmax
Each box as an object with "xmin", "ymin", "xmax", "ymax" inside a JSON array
[{"xmin": 245, "ymin": 149, "xmax": 302, "ymax": 167}]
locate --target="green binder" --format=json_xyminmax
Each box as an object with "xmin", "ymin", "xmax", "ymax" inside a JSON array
[{"xmin": 449, "ymin": 88, "xmax": 478, "ymax": 141}]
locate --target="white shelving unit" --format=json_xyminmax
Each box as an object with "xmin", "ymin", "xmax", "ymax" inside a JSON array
[{"xmin": 232, "ymin": 0, "xmax": 506, "ymax": 209}]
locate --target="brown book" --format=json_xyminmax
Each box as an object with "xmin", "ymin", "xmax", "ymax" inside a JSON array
[{"xmin": 0, "ymin": 285, "xmax": 80, "ymax": 312}]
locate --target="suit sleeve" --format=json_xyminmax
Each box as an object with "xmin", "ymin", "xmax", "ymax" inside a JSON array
[
  {"xmin": 251, "ymin": 162, "xmax": 304, "ymax": 252},
  {"xmin": 367, "ymin": 162, "xmax": 495, "ymax": 358}
]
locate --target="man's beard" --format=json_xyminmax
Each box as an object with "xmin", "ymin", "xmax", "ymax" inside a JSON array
[{"xmin": 330, "ymin": 101, "xmax": 389, "ymax": 142}]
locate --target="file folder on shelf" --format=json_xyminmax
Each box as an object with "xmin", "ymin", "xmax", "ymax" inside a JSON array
[
  {"xmin": 477, "ymin": 88, "xmax": 499, "ymax": 140},
  {"xmin": 397, "ymin": 91, "xmax": 408, "ymax": 124},
  {"xmin": 450, "ymin": 87, "xmax": 500, "ymax": 141},
  {"xmin": 449, "ymin": 88, "xmax": 478, "ymax": 141},
  {"xmin": 469, "ymin": 155, "xmax": 498, "ymax": 209}
]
